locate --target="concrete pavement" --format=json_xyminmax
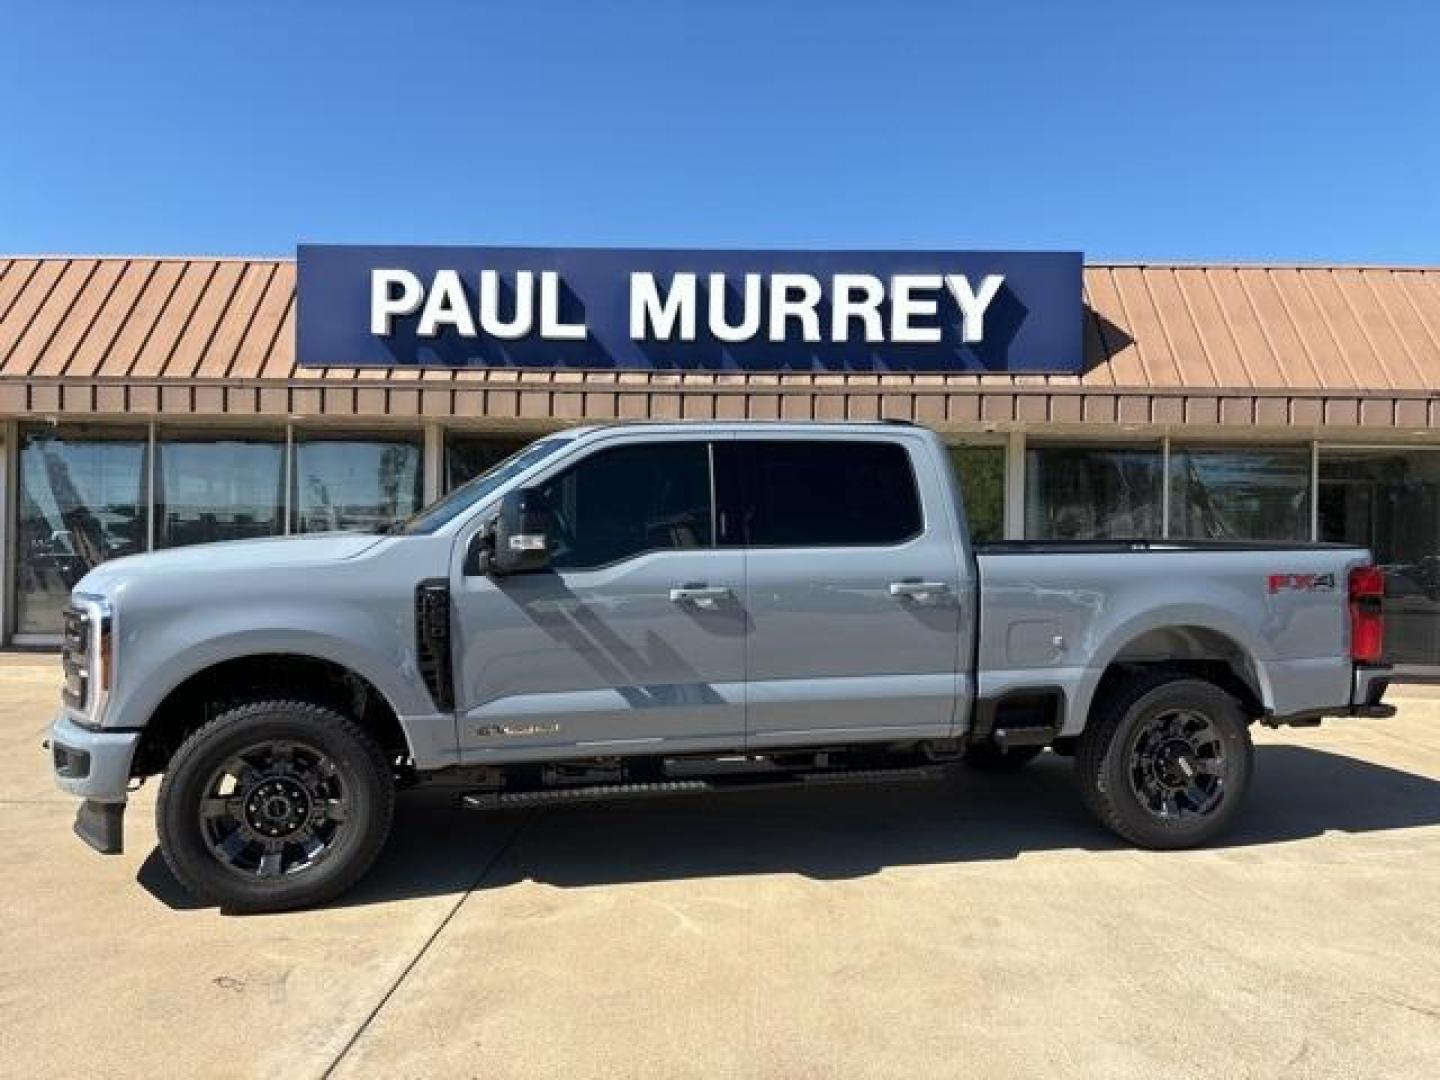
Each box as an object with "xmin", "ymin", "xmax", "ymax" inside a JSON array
[{"xmin": 2, "ymin": 653, "xmax": 1439, "ymax": 1078}]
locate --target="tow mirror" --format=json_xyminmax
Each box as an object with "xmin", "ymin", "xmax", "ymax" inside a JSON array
[{"xmin": 487, "ymin": 487, "xmax": 553, "ymax": 575}]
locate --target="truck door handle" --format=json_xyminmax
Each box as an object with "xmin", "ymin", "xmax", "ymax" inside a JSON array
[
  {"xmin": 889, "ymin": 581, "xmax": 950, "ymax": 602},
  {"xmin": 669, "ymin": 585, "xmax": 732, "ymax": 610}
]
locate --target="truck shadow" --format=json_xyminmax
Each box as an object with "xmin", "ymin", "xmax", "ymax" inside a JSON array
[{"xmin": 137, "ymin": 743, "xmax": 1440, "ymax": 912}]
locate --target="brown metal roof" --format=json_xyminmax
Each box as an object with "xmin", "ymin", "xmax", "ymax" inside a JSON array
[{"xmin": 2, "ymin": 256, "xmax": 1439, "ymax": 429}]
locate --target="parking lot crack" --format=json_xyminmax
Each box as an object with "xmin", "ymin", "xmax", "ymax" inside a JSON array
[
  {"xmin": 318, "ymin": 812, "xmax": 532, "ymax": 1079},
  {"xmin": 1377, "ymin": 994, "xmax": 1440, "ymax": 1022}
]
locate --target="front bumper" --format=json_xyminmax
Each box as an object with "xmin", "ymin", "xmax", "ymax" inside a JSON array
[{"xmin": 48, "ymin": 710, "xmax": 141, "ymax": 854}]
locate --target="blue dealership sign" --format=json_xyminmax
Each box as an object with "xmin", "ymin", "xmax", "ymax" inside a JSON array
[{"xmin": 296, "ymin": 244, "xmax": 1082, "ymax": 373}]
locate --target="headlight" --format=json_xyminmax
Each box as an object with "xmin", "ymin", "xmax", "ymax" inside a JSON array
[{"xmin": 61, "ymin": 598, "xmax": 112, "ymax": 725}]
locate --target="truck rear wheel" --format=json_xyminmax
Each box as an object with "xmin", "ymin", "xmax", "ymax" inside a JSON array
[
  {"xmin": 156, "ymin": 699, "xmax": 394, "ymax": 913},
  {"xmin": 1076, "ymin": 673, "xmax": 1253, "ymax": 849}
]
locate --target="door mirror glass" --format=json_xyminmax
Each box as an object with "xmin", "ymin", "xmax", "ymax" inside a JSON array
[{"xmin": 489, "ymin": 487, "xmax": 553, "ymax": 575}]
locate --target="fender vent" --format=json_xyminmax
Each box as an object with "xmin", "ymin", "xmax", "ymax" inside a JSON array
[{"xmin": 415, "ymin": 579, "xmax": 454, "ymax": 711}]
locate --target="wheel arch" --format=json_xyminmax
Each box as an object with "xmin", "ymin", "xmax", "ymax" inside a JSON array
[
  {"xmin": 132, "ymin": 651, "xmax": 413, "ymax": 778},
  {"xmin": 1072, "ymin": 614, "xmax": 1273, "ymax": 736}
]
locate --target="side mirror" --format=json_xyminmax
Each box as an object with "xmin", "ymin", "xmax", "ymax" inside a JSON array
[{"xmin": 488, "ymin": 488, "xmax": 553, "ymax": 575}]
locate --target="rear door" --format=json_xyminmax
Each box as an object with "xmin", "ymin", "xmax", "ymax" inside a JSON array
[{"xmin": 724, "ymin": 433, "xmax": 967, "ymax": 747}]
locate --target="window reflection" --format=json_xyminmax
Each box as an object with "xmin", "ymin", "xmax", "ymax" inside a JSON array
[
  {"xmin": 445, "ymin": 434, "xmax": 531, "ymax": 491},
  {"xmin": 156, "ymin": 435, "xmax": 284, "ymax": 548},
  {"xmin": 16, "ymin": 426, "xmax": 148, "ymax": 635},
  {"xmin": 1320, "ymin": 448, "xmax": 1440, "ymax": 665},
  {"xmin": 948, "ymin": 444, "xmax": 1006, "ymax": 542},
  {"xmin": 1169, "ymin": 446, "xmax": 1309, "ymax": 541},
  {"xmin": 538, "ymin": 442, "xmax": 713, "ymax": 568},
  {"xmin": 293, "ymin": 435, "xmax": 422, "ymax": 533},
  {"xmin": 1026, "ymin": 444, "xmax": 1162, "ymax": 539}
]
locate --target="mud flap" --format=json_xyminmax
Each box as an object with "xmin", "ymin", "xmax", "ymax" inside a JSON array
[{"xmin": 74, "ymin": 800, "xmax": 124, "ymax": 854}]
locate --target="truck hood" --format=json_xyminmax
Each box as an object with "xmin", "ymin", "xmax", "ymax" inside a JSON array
[{"xmin": 76, "ymin": 532, "xmax": 388, "ymax": 597}]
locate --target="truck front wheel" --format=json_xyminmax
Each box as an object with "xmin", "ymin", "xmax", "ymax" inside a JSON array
[
  {"xmin": 1075, "ymin": 674, "xmax": 1253, "ymax": 849},
  {"xmin": 156, "ymin": 699, "xmax": 395, "ymax": 913}
]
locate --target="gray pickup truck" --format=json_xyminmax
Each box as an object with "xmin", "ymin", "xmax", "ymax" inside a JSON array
[{"xmin": 49, "ymin": 421, "xmax": 1394, "ymax": 911}]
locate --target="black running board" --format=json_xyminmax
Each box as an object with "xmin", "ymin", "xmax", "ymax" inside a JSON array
[{"xmin": 460, "ymin": 765, "xmax": 947, "ymax": 811}]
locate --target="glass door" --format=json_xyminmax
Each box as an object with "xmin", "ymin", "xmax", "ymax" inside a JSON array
[
  {"xmin": 14, "ymin": 425, "xmax": 149, "ymax": 638},
  {"xmin": 1319, "ymin": 447, "xmax": 1440, "ymax": 667}
]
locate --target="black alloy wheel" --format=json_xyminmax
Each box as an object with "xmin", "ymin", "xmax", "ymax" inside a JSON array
[
  {"xmin": 157, "ymin": 699, "xmax": 394, "ymax": 913},
  {"xmin": 1076, "ymin": 672, "xmax": 1253, "ymax": 849},
  {"xmin": 198, "ymin": 739, "xmax": 351, "ymax": 880},
  {"xmin": 1125, "ymin": 707, "xmax": 1229, "ymax": 822}
]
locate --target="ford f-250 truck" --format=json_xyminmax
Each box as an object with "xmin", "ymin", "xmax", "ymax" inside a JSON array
[{"xmin": 49, "ymin": 422, "xmax": 1394, "ymax": 912}]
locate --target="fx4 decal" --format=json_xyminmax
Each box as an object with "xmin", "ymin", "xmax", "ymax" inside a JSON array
[{"xmin": 1268, "ymin": 572, "xmax": 1336, "ymax": 594}]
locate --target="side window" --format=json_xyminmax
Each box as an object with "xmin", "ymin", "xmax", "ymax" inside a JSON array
[
  {"xmin": 736, "ymin": 440, "xmax": 923, "ymax": 547},
  {"xmin": 536, "ymin": 442, "xmax": 714, "ymax": 570}
]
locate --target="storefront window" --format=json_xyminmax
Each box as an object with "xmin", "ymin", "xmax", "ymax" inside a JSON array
[
  {"xmin": 156, "ymin": 433, "xmax": 285, "ymax": 548},
  {"xmin": 15, "ymin": 426, "xmax": 149, "ymax": 635},
  {"xmin": 948, "ymin": 444, "xmax": 1005, "ymax": 542},
  {"xmin": 1026, "ymin": 444, "xmax": 1162, "ymax": 539},
  {"xmin": 445, "ymin": 433, "xmax": 533, "ymax": 491},
  {"xmin": 1169, "ymin": 446, "xmax": 1310, "ymax": 541},
  {"xmin": 292, "ymin": 434, "xmax": 423, "ymax": 533},
  {"xmin": 1320, "ymin": 447, "xmax": 1440, "ymax": 666}
]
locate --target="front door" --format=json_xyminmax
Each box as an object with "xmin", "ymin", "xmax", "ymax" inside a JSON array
[
  {"xmin": 453, "ymin": 436, "xmax": 746, "ymax": 762},
  {"xmin": 729, "ymin": 435, "xmax": 967, "ymax": 747}
]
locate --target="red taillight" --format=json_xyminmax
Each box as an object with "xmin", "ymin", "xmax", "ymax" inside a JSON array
[{"xmin": 1349, "ymin": 565, "xmax": 1385, "ymax": 664}]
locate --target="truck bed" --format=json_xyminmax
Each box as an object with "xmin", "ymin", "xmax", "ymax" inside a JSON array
[
  {"xmin": 972, "ymin": 539, "xmax": 1373, "ymax": 735},
  {"xmin": 975, "ymin": 539, "xmax": 1361, "ymax": 554}
]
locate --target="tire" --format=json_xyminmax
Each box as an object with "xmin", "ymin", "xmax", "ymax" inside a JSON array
[
  {"xmin": 1075, "ymin": 672, "xmax": 1253, "ymax": 849},
  {"xmin": 156, "ymin": 699, "xmax": 395, "ymax": 913},
  {"xmin": 963, "ymin": 744, "xmax": 1044, "ymax": 772}
]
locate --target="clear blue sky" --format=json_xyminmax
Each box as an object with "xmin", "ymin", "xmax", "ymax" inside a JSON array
[{"xmin": 3, "ymin": 1, "xmax": 1436, "ymax": 264}]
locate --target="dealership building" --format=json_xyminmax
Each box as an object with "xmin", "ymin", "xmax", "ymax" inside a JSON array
[{"xmin": 2, "ymin": 251, "xmax": 1440, "ymax": 673}]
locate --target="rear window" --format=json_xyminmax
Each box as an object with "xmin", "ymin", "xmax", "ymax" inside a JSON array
[{"xmin": 735, "ymin": 440, "xmax": 922, "ymax": 547}]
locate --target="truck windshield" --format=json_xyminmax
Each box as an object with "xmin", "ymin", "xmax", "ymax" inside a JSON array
[{"xmin": 388, "ymin": 437, "xmax": 569, "ymax": 535}]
